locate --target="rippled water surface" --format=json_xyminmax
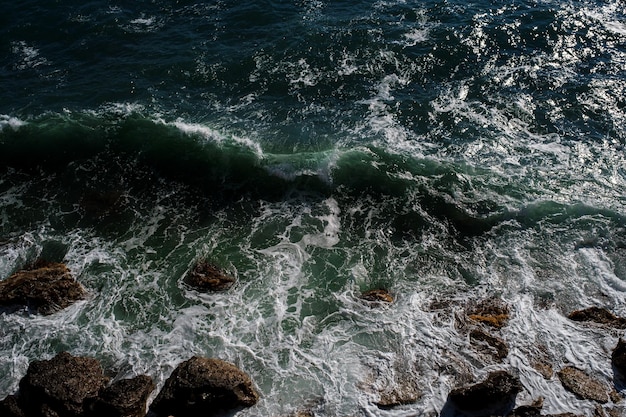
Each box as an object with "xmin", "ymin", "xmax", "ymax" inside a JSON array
[{"xmin": 1, "ymin": 1, "xmax": 626, "ymax": 415}]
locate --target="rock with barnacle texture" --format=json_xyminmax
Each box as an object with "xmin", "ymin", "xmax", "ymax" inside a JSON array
[
  {"xmin": 184, "ymin": 261, "xmax": 235, "ymax": 292},
  {"xmin": 466, "ymin": 297, "xmax": 510, "ymax": 328},
  {"xmin": 88, "ymin": 375, "xmax": 155, "ymax": 417},
  {"xmin": 18, "ymin": 351, "xmax": 107, "ymax": 417},
  {"xmin": 469, "ymin": 328, "xmax": 509, "ymax": 361},
  {"xmin": 0, "ymin": 261, "xmax": 86, "ymax": 315},
  {"xmin": 374, "ymin": 378, "xmax": 420, "ymax": 409},
  {"xmin": 361, "ymin": 288, "xmax": 393, "ymax": 304},
  {"xmin": 567, "ymin": 307, "xmax": 626, "ymax": 328},
  {"xmin": 150, "ymin": 356, "xmax": 259, "ymax": 417},
  {"xmin": 447, "ymin": 370, "xmax": 522, "ymax": 413},
  {"xmin": 557, "ymin": 366, "xmax": 609, "ymax": 403}
]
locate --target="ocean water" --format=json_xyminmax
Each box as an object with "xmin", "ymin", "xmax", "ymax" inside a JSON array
[{"xmin": 1, "ymin": 0, "xmax": 625, "ymax": 415}]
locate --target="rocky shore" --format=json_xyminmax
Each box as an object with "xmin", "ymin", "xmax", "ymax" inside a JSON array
[
  {"xmin": 0, "ymin": 351, "xmax": 257, "ymax": 417},
  {"xmin": 1, "ymin": 261, "xmax": 626, "ymax": 416}
]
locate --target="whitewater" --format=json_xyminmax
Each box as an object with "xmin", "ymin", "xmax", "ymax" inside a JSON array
[{"xmin": 1, "ymin": 0, "xmax": 626, "ymax": 415}]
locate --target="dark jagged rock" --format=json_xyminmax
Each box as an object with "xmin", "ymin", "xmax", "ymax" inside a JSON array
[
  {"xmin": 447, "ymin": 370, "xmax": 522, "ymax": 412},
  {"xmin": 567, "ymin": 307, "xmax": 626, "ymax": 328},
  {"xmin": 0, "ymin": 395, "xmax": 25, "ymax": 417},
  {"xmin": 506, "ymin": 398, "xmax": 543, "ymax": 417},
  {"xmin": 18, "ymin": 351, "xmax": 107, "ymax": 417},
  {"xmin": 184, "ymin": 261, "xmax": 235, "ymax": 292},
  {"xmin": 361, "ymin": 288, "xmax": 393, "ymax": 304},
  {"xmin": 612, "ymin": 339, "xmax": 626, "ymax": 377},
  {"xmin": 0, "ymin": 261, "xmax": 86, "ymax": 315},
  {"xmin": 466, "ymin": 297, "xmax": 511, "ymax": 328},
  {"xmin": 557, "ymin": 366, "xmax": 609, "ymax": 403},
  {"xmin": 88, "ymin": 375, "xmax": 155, "ymax": 417},
  {"xmin": 469, "ymin": 328, "xmax": 509, "ymax": 361},
  {"xmin": 150, "ymin": 356, "xmax": 259, "ymax": 417}
]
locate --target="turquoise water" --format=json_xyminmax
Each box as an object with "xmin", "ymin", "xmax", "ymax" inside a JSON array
[{"xmin": 1, "ymin": 1, "xmax": 626, "ymax": 415}]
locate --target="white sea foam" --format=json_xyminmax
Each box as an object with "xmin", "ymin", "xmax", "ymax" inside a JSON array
[
  {"xmin": 10, "ymin": 41, "xmax": 49, "ymax": 70},
  {"xmin": 402, "ymin": 28, "xmax": 429, "ymax": 45},
  {"xmin": 2, "ymin": 2, "xmax": 626, "ymax": 415},
  {"xmin": 288, "ymin": 58, "xmax": 321, "ymax": 88},
  {"xmin": 1, "ymin": 186, "xmax": 625, "ymax": 416},
  {"xmin": 0, "ymin": 115, "xmax": 26, "ymax": 132},
  {"xmin": 122, "ymin": 15, "xmax": 161, "ymax": 33},
  {"xmin": 168, "ymin": 120, "xmax": 265, "ymax": 157}
]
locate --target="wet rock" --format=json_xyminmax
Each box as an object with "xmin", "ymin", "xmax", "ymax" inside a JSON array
[
  {"xmin": 469, "ymin": 328, "xmax": 509, "ymax": 361},
  {"xmin": 150, "ymin": 356, "xmax": 259, "ymax": 417},
  {"xmin": 532, "ymin": 360, "xmax": 554, "ymax": 380},
  {"xmin": 567, "ymin": 307, "xmax": 626, "ymax": 328},
  {"xmin": 447, "ymin": 370, "xmax": 522, "ymax": 412},
  {"xmin": 88, "ymin": 375, "xmax": 155, "ymax": 417},
  {"xmin": 557, "ymin": 366, "xmax": 609, "ymax": 403},
  {"xmin": 0, "ymin": 261, "xmax": 86, "ymax": 315},
  {"xmin": 594, "ymin": 404, "xmax": 626, "ymax": 417},
  {"xmin": 361, "ymin": 288, "xmax": 393, "ymax": 304},
  {"xmin": 359, "ymin": 358, "xmax": 421, "ymax": 409},
  {"xmin": 427, "ymin": 298, "xmax": 453, "ymax": 311},
  {"xmin": 18, "ymin": 351, "xmax": 107, "ymax": 417},
  {"xmin": 184, "ymin": 261, "xmax": 235, "ymax": 292},
  {"xmin": 466, "ymin": 297, "xmax": 510, "ymax": 328},
  {"xmin": 0, "ymin": 395, "xmax": 25, "ymax": 417},
  {"xmin": 374, "ymin": 378, "xmax": 420, "ymax": 409},
  {"xmin": 611, "ymin": 339, "xmax": 626, "ymax": 377},
  {"xmin": 594, "ymin": 404, "xmax": 624, "ymax": 417},
  {"xmin": 506, "ymin": 398, "xmax": 543, "ymax": 417}
]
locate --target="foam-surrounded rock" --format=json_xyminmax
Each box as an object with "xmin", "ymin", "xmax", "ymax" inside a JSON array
[
  {"xmin": 0, "ymin": 262, "xmax": 85, "ymax": 315},
  {"xmin": 18, "ymin": 351, "xmax": 107, "ymax": 417},
  {"xmin": 557, "ymin": 366, "xmax": 609, "ymax": 403},
  {"xmin": 150, "ymin": 356, "xmax": 259, "ymax": 417},
  {"xmin": 447, "ymin": 370, "xmax": 522, "ymax": 412},
  {"xmin": 89, "ymin": 375, "xmax": 155, "ymax": 417}
]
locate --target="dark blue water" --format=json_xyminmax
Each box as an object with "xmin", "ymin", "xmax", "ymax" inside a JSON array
[{"xmin": 1, "ymin": 1, "xmax": 626, "ymax": 415}]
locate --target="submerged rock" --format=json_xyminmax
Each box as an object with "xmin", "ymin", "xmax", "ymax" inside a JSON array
[
  {"xmin": 557, "ymin": 366, "xmax": 610, "ymax": 403},
  {"xmin": 359, "ymin": 358, "xmax": 421, "ymax": 409},
  {"xmin": 18, "ymin": 351, "xmax": 107, "ymax": 417},
  {"xmin": 611, "ymin": 339, "xmax": 626, "ymax": 377},
  {"xmin": 0, "ymin": 261, "xmax": 86, "ymax": 315},
  {"xmin": 466, "ymin": 297, "xmax": 511, "ymax": 328},
  {"xmin": 88, "ymin": 375, "xmax": 155, "ymax": 417},
  {"xmin": 290, "ymin": 411, "xmax": 314, "ymax": 417},
  {"xmin": 374, "ymin": 378, "xmax": 420, "ymax": 409},
  {"xmin": 184, "ymin": 261, "xmax": 235, "ymax": 292},
  {"xmin": 150, "ymin": 356, "xmax": 259, "ymax": 417},
  {"xmin": 567, "ymin": 307, "xmax": 626, "ymax": 328},
  {"xmin": 361, "ymin": 288, "xmax": 393, "ymax": 304},
  {"xmin": 593, "ymin": 404, "xmax": 624, "ymax": 417},
  {"xmin": 447, "ymin": 370, "xmax": 522, "ymax": 412},
  {"xmin": 506, "ymin": 398, "xmax": 544, "ymax": 417},
  {"xmin": 469, "ymin": 328, "xmax": 509, "ymax": 361}
]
